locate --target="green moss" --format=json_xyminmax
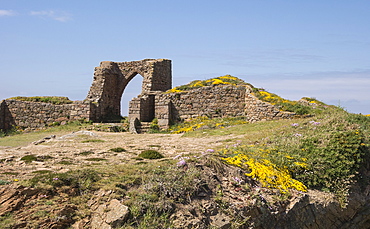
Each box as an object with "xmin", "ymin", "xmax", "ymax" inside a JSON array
[{"xmin": 139, "ymin": 150, "xmax": 164, "ymax": 159}]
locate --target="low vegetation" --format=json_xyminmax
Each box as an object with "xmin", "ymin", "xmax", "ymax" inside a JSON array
[
  {"xmin": 1, "ymin": 79, "xmax": 369, "ymax": 227},
  {"xmin": 165, "ymin": 75, "xmax": 249, "ymax": 93},
  {"xmin": 0, "ymin": 120, "xmax": 92, "ymax": 147},
  {"xmin": 8, "ymin": 96, "xmax": 73, "ymax": 105},
  {"xmin": 169, "ymin": 116, "xmax": 247, "ymax": 134},
  {"xmin": 138, "ymin": 150, "xmax": 164, "ymax": 159},
  {"xmin": 167, "ymin": 96, "xmax": 370, "ymax": 205},
  {"xmin": 252, "ymin": 89, "xmax": 328, "ymax": 115},
  {"xmin": 110, "ymin": 147, "xmax": 127, "ymax": 153}
]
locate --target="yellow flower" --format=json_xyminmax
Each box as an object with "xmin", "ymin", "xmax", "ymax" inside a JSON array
[
  {"xmin": 165, "ymin": 87, "xmax": 183, "ymax": 93},
  {"xmin": 211, "ymin": 78, "xmax": 228, "ymax": 85},
  {"xmin": 294, "ymin": 162, "xmax": 308, "ymax": 169},
  {"xmin": 191, "ymin": 81, "xmax": 204, "ymax": 87},
  {"xmin": 223, "ymin": 152, "xmax": 307, "ymax": 192}
]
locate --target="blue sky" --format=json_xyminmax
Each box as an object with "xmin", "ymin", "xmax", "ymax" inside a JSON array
[{"xmin": 1, "ymin": 0, "xmax": 370, "ymax": 115}]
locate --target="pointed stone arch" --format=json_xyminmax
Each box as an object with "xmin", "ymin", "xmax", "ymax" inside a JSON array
[{"xmin": 85, "ymin": 59, "xmax": 172, "ymax": 122}]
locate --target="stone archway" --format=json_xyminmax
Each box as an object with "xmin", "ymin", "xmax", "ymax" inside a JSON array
[{"xmin": 85, "ymin": 59, "xmax": 172, "ymax": 122}]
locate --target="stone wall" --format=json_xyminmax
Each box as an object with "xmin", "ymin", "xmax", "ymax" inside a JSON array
[
  {"xmin": 128, "ymin": 94, "xmax": 155, "ymax": 122},
  {"xmin": 145, "ymin": 85, "xmax": 295, "ymax": 129},
  {"xmin": 0, "ymin": 101, "xmax": 6, "ymax": 131},
  {"xmin": 244, "ymin": 86, "xmax": 295, "ymax": 122},
  {"xmin": 157, "ymin": 85, "xmax": 247, "ymax": 122},
  {"xmin": 0, "ymin": 100, "xmax": 91, "ymax": 131}
]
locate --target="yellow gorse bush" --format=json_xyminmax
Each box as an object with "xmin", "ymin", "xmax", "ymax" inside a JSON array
[
  {"xmin": 255, "ymin": 90, "xmax": 296, "ymax": 107},
  {"xmin": 169, "ymin": 116, "xmax": 247, "ymax": 134},
  {"xmin": 165, "ymin": 75, "xmax": 246, "ymax": 94},
  {"xmin": 221, "ymin": 147, "xmax": 307, "ymax": 193}
]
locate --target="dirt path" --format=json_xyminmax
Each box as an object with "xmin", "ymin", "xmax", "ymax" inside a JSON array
[{"xmin": 0, "ymin": 131, "xmax": 240, "ymax": 181}]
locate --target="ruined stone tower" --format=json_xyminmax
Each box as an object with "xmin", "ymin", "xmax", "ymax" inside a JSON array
[{"xmin": 85, "ymin": 59, "xmax": 172, "ymax": 122}]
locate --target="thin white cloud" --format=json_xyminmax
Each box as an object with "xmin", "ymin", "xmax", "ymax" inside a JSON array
[
  {"xmin": 0, "ymin": 9, "xmax": 16, "ymax": 16},
  {"xmin": 30, "ymin": 10, "xmax": 71, "ymax": 22},
  {"xmin": 249, "ymin": 75, "xmax": 369, "ymax": 105}
]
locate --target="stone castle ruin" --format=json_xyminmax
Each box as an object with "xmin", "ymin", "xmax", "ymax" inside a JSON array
[{"xmin": 0, "ymin": 58, "xmax": 294, "ymax": 133}]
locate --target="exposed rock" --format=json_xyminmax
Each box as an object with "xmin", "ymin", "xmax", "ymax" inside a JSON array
[
  {"xmin": 0, "ymin": 185, "xmax": 40, "ymax": 216},
  {"xmin": 90, "ymin": 199, "xmax": 130, "ymax": 229},
  {"xmin": 171, "ymin": 210, "xmax": 206, "ymax": 229},
  {"xmin": 32, "ymin": 135, "xmax": 56, "ymax": 145},
  {"xmin": 210, "ymin": 214, "xmax": 232, "ymax": 229}
]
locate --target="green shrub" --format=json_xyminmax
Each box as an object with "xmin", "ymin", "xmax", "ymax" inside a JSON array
[
  {"xmin": 219, "ymin": 106, "xmax": 370, "ymax": 205},
  {"xmin": 295, "ymin": 129, "xmax": 367, "ymax": 193},
  {"xmin": 21, "ymin": 155, "xmax": 38, "ymax": 163},
  {"xmin": 149, "ymin": 118, "xmax": 160, "ymax": 133},
  {"xmin": 139, "ymin": 150, "xmax": 164, "ymax": 159},
  {"xmin": 110, "ymin": 147, "xmax": 126, "ymax": 152}
]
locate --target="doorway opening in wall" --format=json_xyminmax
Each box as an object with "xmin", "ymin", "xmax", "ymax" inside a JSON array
[{"xmin": 120, "ymin": 74, "xmax": 142, "ymax": 118}]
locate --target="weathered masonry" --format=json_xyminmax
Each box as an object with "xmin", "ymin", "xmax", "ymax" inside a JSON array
[
  {"xmin": 85, "ymin": 59, "xmax": 172, "ymax": 122},
  {"xmin": 0, "ymin": 58, "xmax": 295, "ymax": 133}
]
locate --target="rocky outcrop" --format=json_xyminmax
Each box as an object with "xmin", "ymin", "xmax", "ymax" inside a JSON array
[
  {"xmin": 0, "ymin": 185, "xmax": 77, "ymax": 228},
  {"xmin": 89, "ymin": 199, "xmax": 130, "ymax": 229},
  {"xmin": 0, "ymin": 185, "xmax": 40, "ymax": 216},
  {"xmin": 1, "ymin": 176, "xmax": 369, "ymax": 228}
]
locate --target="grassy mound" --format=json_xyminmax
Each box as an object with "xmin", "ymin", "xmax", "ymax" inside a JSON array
[
  {"xmin": 219, "ymin": 106, "xmax": 370, "ymax": 205},
  {"xmin": 166, "ymin": 75, "xmax": 249, "ymax": 93}
]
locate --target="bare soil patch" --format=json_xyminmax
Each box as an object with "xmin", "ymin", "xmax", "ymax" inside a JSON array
[{"xmin": 0, "ymin": 131, "xmax": 238, "ymax": 182}]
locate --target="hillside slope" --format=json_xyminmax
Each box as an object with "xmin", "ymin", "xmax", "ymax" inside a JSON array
[{"xmin": 0, "ymin": 78, "xmax": 369, "ymax": 228}]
